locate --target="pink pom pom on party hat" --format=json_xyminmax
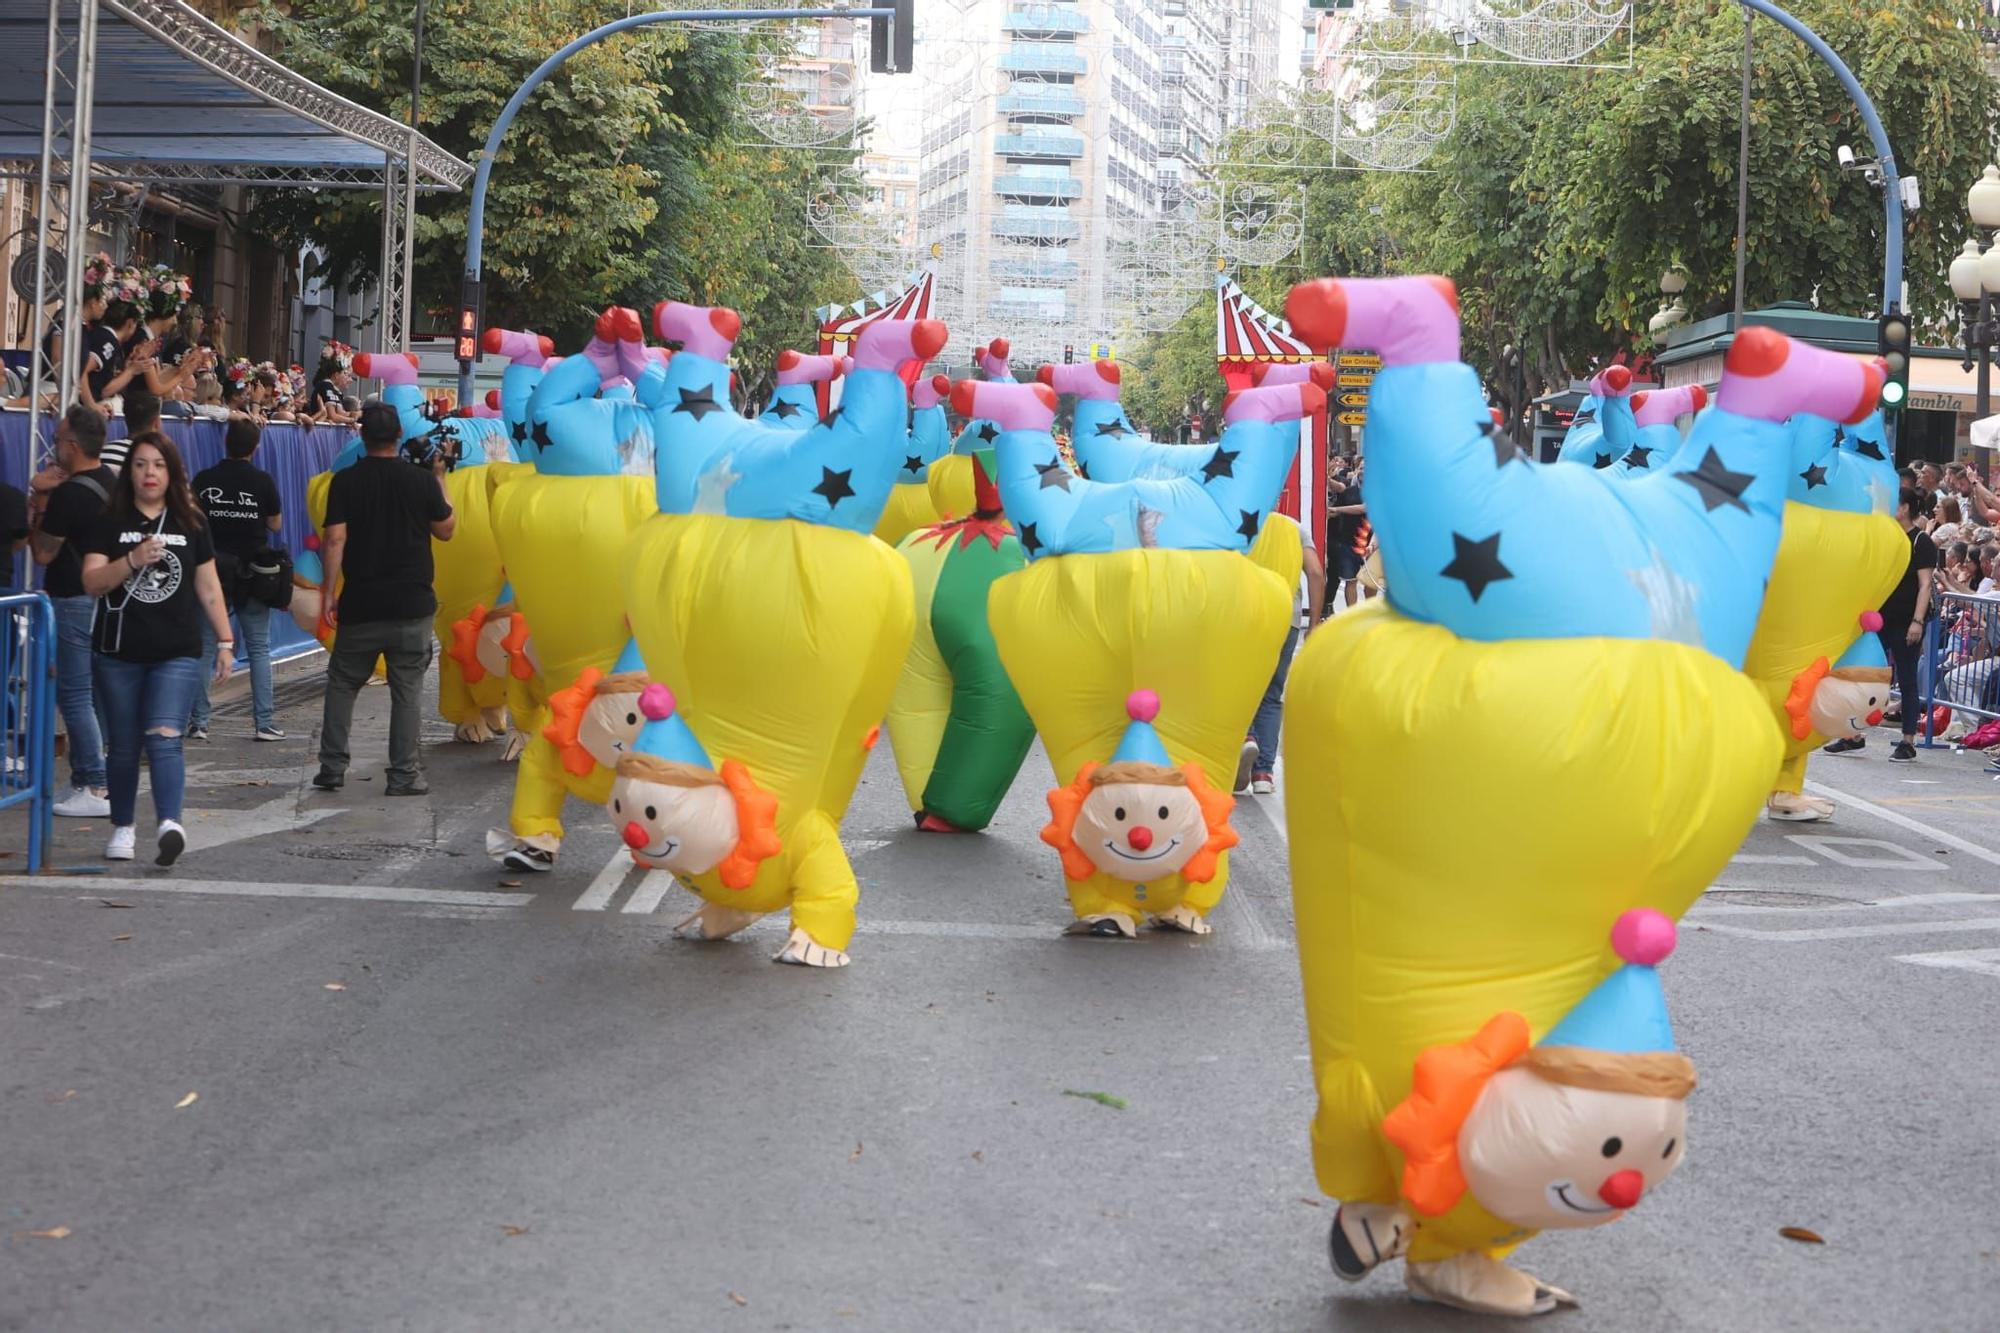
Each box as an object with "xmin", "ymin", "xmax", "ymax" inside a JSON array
[
  {"xmin": 638, "ymin": 683, "xmax": 677, "ymax": 722},
  {"xmin": 1126, "ymin": 689, "xmax": 1160, "ymax": 723},
  {"xmin": 1611, "ymin": 908, "xmax": 1676, "ymax": 967}
]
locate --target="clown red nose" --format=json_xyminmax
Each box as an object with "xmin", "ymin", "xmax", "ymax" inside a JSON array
[
  {"xmin": 1128, "ymin": 825, "xmax": 1153, "ymax": 852},
  {"xmin": 622, "ymin": 821, "xmax": 649, "ymax": 850},
  {"xmin": 1598, "ymin": 1170, "xmax": 1644, "ymax": 1210}
]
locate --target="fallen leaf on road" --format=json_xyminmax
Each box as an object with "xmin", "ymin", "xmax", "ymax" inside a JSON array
[
  {"xmin": 99, "ymin": 900, "xmax": 134, "ymax": 909},
  {"xmin": 499, "ymin": 879, "xmax": 522, "ymax": 888},
  {"xmin": 837, "ymin": 1309, "xmax": 859, "ymax": 1318},
  {"xmin": 174, "ymin": 1092, "xmax": 199, "ymax": 1109},
  {"xmin": 19, "ymin": 1226, "xmax": 71, "ymax": 1240},
  {"xmin": 500, "ymin": 1225, "xmax": 529, "ymax": 1238},
  {"xmin": 236, "ymin": 780, "xmax": 269, "ymax": 787},
  {"xmin": 971, "ymin": 1150, "xmax": 984, "ymax": 1163},
  {"xmin": 323, "ymin": 983, "xmax": 346, "ymax": 992},
  {"xmin": 48, "ymin": 1089, "xmax": 77, "ymax": 1103},
  {"xmin": 1779, "ymin": 1226, "xmax": 1824, "ymax": 1244},
  {"xmin": 727, "ymin": 1291, "xmax": 747, "ymax": 1307},
  {"xmin": 849, "ymin": 1142, "xmax": 863, "ymax": 1162},
  {"xmin": 1298, "ymin": 1198, "xmax": 1323, "ymax": 1208},
  {"xmin": 113, "ymin": 934, "xmax": 132, "ymax": 942},
  {"xmin": 1062, "ymin": 1089, "xmax": 1128, "ymax": 1111}
]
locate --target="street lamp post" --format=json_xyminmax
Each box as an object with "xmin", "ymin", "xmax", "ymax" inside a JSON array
[
  {"xmin": 1953, "ymin": 165, "xmax": 2000, "ymax": 472},
  {"xmin": 1648, "ymin": 269, "xmax": 1689, "ymax": 343}
]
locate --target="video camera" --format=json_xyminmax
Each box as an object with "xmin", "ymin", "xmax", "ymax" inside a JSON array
[{"xmin": 403, "ymin": 422, "xmax": 464, "ymax": 473}]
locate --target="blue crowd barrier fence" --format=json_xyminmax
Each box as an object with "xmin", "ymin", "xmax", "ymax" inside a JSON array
[{"xmin": 0, "ymin": 591, "xmax": 56, "ymax": 871}]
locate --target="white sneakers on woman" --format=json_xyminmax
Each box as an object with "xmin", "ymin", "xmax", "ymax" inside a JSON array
[
  {"xmin": 156, "ymin": 820, "xmax": 186, "ymax": 867},
  {"xmin": 106, "ymin": 826, "xmax": 136, "ymax": 860}
]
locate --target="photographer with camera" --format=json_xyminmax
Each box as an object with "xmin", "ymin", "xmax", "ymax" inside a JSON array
[
  {"xmin": 313, "ymin": 403, "xmax": 456, "ymax": 796},
  {"xmin": 189, "ymin": 418, "xmax": 285, "ymax": 742}
]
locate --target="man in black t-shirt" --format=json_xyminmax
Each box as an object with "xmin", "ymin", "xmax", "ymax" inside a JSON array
[
  {"xmin": 1826, "ymin": 486, "xmax": 1935, "ymax": 765},
  {"xmin": 313, "ymin": 403, "xmax": 456, "ymax": 795},
  {"xmin": 29, "ymin": 407, "xmax": 113, "ymax": 813},
  {"xmin": 190, "ymin": 418, "xmax": 285, "ymax": 741}
]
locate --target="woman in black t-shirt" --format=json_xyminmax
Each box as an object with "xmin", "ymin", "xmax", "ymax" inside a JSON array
[{"xmin": 79, "ymin": 432, "xmax": 234, "ymax": 867}]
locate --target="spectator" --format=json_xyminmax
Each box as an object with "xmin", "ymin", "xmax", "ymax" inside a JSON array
[
  {"xmin": 312, "ymin": 402, "xmax": 456, "ymax": 795},
  {"xmin": 198, "ymin": 307, "xmax": 231, "ymax": 365},
  {"xmin": 1327, "ymin": 456, "xmax": 1373, "ymax": 608},
  {"xmin": 1237, "ymin": 513, "xmax": 1326, "ymax": 796},
  {"xmin": 129, "ymin": 267, "xmax": 212, "ymax": 398},
  {"xmin": 1941, "ymin": 540, "xmax": 1976, "ymax": 594},
  {"xmin": 1825, "ymin": 486, "xmax": 1934, "ymax": 765},
  {"xmin": 1946, "ymin": 463, "xmax": 1999, "ymax": 527},
  {"xmin": 0, "ymin": 475, "xmax": 24, "ymax": 775},
  {"xmin": 29, "ymin": 406, "xmax": 114, "ymax": 816},
  {"xmin": 188, "ymin": 419, "xmax": 285, "ymax": 742},
  {"xmin": 81, "ymin": 297, "xmax": 148, "ymax": 417},
  {"xmin": 190, "ymin": 373, "xmax": 229, "ymax": 421},
  {"xmin": 102, "ymin": 385, "xmax": 165, "ymax": 477},
  {"xmin": 1932, "ymin": 495, "xmax": 1964, "ymax": 549},
  {"xmin": 36, "ymin": 253, "xmax": 114, "ymax": 405},
  {"xmin": 78, "ymin": 432, "xmax": 233, "ymax": 865}
]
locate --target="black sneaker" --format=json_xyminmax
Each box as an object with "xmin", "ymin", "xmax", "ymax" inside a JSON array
[
  {"xmin": 1889, "ymin": 740, "xmax": 1917, "ymax": 763},
  {"xmin": 186, "ymin": 724, "xmax": 209, "ymax": 742},
  {"xmin": 385, "ymin": 780, "xmax": 430, "ymax": 797},
  {"xmin": 311, "ymin": 768, "xmax": 345, "ymax": 791},
  {"xmin": 502, "ymin": 844, "xmax": 555, "ymax": 873},
  {"xmin": 1821, "ymin": 737, "xmax": 1866, "ymax": 755}
]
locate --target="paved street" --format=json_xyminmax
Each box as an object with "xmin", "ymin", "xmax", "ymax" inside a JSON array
[{"xmin": 4, "ymin": 656, "xmax": 1999, "ymax": 1331}]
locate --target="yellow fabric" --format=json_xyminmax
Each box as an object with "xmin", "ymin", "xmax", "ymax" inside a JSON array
[
  {"xmin": 927, "ymin": 454, "xmax": 976, "ymax": 521},
  {"xmin": 623, "ymin": 513, "xmax": 914, "ymax": 950},
  {"xmin": 1249, "ymin": 513, "xmax": 1305, "ymax": 602},
  {"xmin": 491, "ymin": 471, "xmax": 657, "ymax": 842},
  {"xmin": 305, "ymin": 469, "xmax": 378, "ymax": 674},
  {"xmin": 874, "ymin": 481, "xmax": 944, "ymax": 547},
  {"xmin": 430, "ymin": 466, "xmax": 510, "ymax": 725},
  {"xmin": 885, "ymin": 532, "xmax": 951, "ymax": 812},
  {"xmin": 1742, "ymin": 502, "xmax": 1908, "ymax": 794},
  {"xmin": 1283, "ymin": 602, "xmax": 1777, "ymax": 1253},
  {"xmin": 989, "ymin": 549, "xmax": 1289, "ymax": 918}
]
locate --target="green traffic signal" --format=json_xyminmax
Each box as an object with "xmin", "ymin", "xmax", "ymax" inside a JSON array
[{"xmin": 1877, "ymin": 311, "xmax": 1911, "ymax": 411}]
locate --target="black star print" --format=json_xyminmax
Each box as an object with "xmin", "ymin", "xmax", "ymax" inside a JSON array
[
  {"xmin": 1074, "ymin": 459, "xmax": 1089, "ymax": 480},
  {"xmin": 903, "ymin": 454, "xmax": 925, "ymax": 475},
  {"xmin": 813, "ymin": 467, "xmax": 856, "ymax": 508},
  {"xmin": 769, "ymin": 399, "xmax": 802, "ymax": 419},
  {"xmin": 1035, "ymin": 458, "xmax": 1073, "ymax": 491},
  {"xmin": 1621, "ymin": 446, "xmax": 1654, "ymax": 470},
  {"xmin": 1236, "ymin": 509, "xmax": 1261, "ymax": 539},
  {"xmin": 1592, "ymin": 451, "xmax": 1614, "ymax": 470},
  {"xmin": 1093, "ymin": 420, "xmax": 1129, "ymax": 437},
  {"xmin": 1441, "ymin": 531, "xmax": 1513, "ymax": 603},
  {"xmin": 976, "ymin": 422, "xmax": 999, "ymax": 444},
  {"xmin": 1674, "ymin": 446, "xmax": 1755, "ymax": 514},
  {"xmin": 1018, "ymin": 521, "xmax": 1042, "ymax": 556},
  {"xmin": 1200, "ymin": 448, "xmax": 1238, "ymax": 482},
  {"xmin": 824, "ymin": 405, "xmax": 844, "ymax": 426},
  {"xmin": 531, "ymin": 419, "xmax": 553, "ymax": 452},
  {"xmin": 1799, "ymin": 463, "xmax": 1829, "ymax": 489},
  {"xmin": 1854, "ymin": 438, "xmax": 1885, "ymax": 461},
  {"xmin": 673, "ymin": 386, "xmax": 723, "ymax": 421},
  {"xmin": 1571, "ymin": 408, "xmax": 1597, "ymax": 427},
  {"xmin": 510, "ymin": 418, "xmax": 528, "ymax": 445}
]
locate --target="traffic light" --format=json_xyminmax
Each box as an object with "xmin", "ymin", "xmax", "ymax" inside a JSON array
[
  {"xmin": 455, "ymin": 278, "xmax": 483, "ymax": 367},
  {"xmin": 1878, "ymin": 309, "xmax": 1911, "ymax": 410},
  {"xmin": 869, "ymin": 0, "xmax": 914, "ymax": 74},
  {"xmin": 1063, "ymin": 343, "xmax": 1074, "ymax": 364}
]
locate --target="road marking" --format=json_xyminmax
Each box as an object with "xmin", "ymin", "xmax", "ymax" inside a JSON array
[
  {"xmin": 1730, "ymin": 853, "xmax": 1816, "ymax": 866},
  {"xmin": 1782, "ymin": 835, "xmax": 1935, "ymax": 870},
  {"xmin": 1691, "ymin": 891, "xmax": 1999, "ymax": 916},
  {"xmin": 1894, "ymin": 947, "xmax": 2000, "ymax": 979},
  {"xmin": 1805, "ymin": 779, "xmax": 2000, "ymax": 868},
  {"xmin": 622, "ymin": 870, "xmax": 677, "ymax": 915},
  {"xmin": 1697, "ymin": 916, "xmax": 2000, "ymax": 943},
  {"xmin": 573, "ymin": 850, "xmax": 635, "ymax": 911},
  {"xmin": 187, "ymin": 793, "xmax": 340, "ymax": 851},
  {"xmin": 0, "ymin": 875, "xmax": 533, "ymax": 909}
]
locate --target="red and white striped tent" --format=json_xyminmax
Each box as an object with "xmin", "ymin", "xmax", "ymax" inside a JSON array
[
  {"xmin": 815, "ymin": 269, "xmax": 936, "ymax": 414},
  {"xmin": 1215, "ymin": 274, "xmax": 1328, "ymax": 545}
]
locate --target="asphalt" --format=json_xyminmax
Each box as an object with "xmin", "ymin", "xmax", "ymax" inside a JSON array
[{"xmin": 3, "ymin": 646, "xmax": 1999, "ymax": 1331}]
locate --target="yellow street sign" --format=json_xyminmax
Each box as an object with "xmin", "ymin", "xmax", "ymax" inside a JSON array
[
  {"xmin": 1337, "ymin": 392, "xmax": 1369, "ymax": 408},
  {"xmin": 1337, "ymin": 411, "xmax": 1368, "ymax": 426},
  {"xmin": 1337, "ymin": 372, "xmax": 1375, "ymax": 387},
  {"xmin": 1338, "ymin": 353, "xmax": 1383, "ymax": 369}
]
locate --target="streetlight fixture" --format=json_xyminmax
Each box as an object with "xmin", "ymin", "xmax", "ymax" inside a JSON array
[
  {"xmin": 1649, "ymin": 268, "xmax": 1689, "ymax": 340},
  {"xmin": 1957, "ymin": 166, "xmax": 2000, "ymax": 470}
]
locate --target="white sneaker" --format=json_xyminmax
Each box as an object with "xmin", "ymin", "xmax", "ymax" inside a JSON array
[
  {"xmin": 55, "ymin": 786, "xmax": 111, "ymax": 818},
  {"xmin": 1251, "ymin": 775, "xmax": 1276, "ymax": 795},
  {"xmin": 156, "ymin": 819, "xmax": 187, "ymax": 867},
  {"xmin": 105, "ymin": 825, "xmax": 136, "ymax": 860},
  {"xmin": 254, "ymin": 727, "xmax": 286, "ymax": 742}
]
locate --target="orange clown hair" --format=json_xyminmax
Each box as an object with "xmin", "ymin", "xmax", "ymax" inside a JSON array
[
  {"xmin": 1381, "ymin": 1012, "xmax": 1533, "ymax": 1218},
  {"xmin": 501, "ymin": 612, "xmax": 535, "ymax": 680},
  {"xmin": 1782, "ymin": 656, "xmax": 1833, "ymax": 741},
  {"xmin": 542, "ymin": 668, "xmax": 604, "ymax": 777},
  {"xmin": 715, "ymin": 759, "xmax": 783, "ymax": 890},
  {"xmin": 1040, "ymin": 760, "xmax": 1239, "ymax": 884},
  {"xmin": 449, "ymin": 604, "xmax": 493, "ymax": 684}
]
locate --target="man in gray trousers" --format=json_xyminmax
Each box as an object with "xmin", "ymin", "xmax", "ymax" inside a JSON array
[{"xmin": 313, "ymin": 402, "xmax": 455, "ymax": 796}]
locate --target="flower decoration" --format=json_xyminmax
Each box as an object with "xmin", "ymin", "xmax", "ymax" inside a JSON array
[
  {"xmin": 80, "ymin": 252, "xmax": 116, "ymax": 301},
  {"xmin": 224, "ymin": 357, "xmax": 255, "ymax": 387},
  {"xmin": 322, "ymin": 340, "xmax": 355, "ymax": 373},
  {"xmin": 141, "ymin": 264, "xmax": 193, "ymax": 319}
]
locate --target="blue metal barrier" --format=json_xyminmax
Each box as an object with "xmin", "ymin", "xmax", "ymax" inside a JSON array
[
  {"xmin": 0, "ymin": 591, "xmax": 56, "ymax": 871},
  {"xmin": 1920, "ymin": 591, "xmax": 2000, "ymax": 748}
]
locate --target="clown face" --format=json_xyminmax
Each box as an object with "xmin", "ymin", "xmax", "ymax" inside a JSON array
[
  {"xmin": 289, "ymin": 584, "xmax": 323, "ymax": 638},
  {"xmin": 577, "ymin": 690, "xmax": 648, "ymax": 769},
  {"xmin": 475, "ymin": 614, "xmax": 514, "ymax": 681},
  {"xmin": 1458, "ymin": 1067, "xmax": 1688, "ymax": 1231},
  {"xmin": 1808, "ymin": 675, "xmax": 1888, "ymax": 740},
  {"xmin": 1074, "ymin": 779, "xmax": 1208, "ymax": 881},
  {"xmin": 609, "ymin": 772, "xmax": 740, "ymax": 876}
]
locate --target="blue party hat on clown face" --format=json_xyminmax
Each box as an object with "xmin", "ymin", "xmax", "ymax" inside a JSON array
[
  {"xmin": 1541, "ymin": 909, "xmax": 1680, "ymax": 1055},
  {"xmin": 1109, "ymin": 690, "xmax": 1172, "ymax": 767},
  {"xmin": 612, "ymin": 636, "xmax": 646, "ymax": 676},
  {"xmin": 1834, "ymin": 627, "xmax": 1890, "ymax": 673},
  {"xmin": 631, "ymin": 683, "xmax": 714, "ymax": 770}
]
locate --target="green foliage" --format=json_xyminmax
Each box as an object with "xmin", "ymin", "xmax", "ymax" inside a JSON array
[
  {"xmin": 239, "ymin": 0, "xmax": 860, "ymax": 361},
  {"xmin": 1129, "ymin": 0, "xmax": 1996, "ymax": 420}
]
